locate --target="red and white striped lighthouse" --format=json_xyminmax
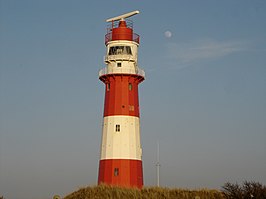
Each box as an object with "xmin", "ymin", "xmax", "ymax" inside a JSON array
[{"xmin": 98, "ymin": 11, "xmax": 144, "ymax": 188}]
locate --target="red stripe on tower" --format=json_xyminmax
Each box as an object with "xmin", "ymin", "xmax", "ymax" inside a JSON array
[{"xmin": 98, "ymin": 11, "xmax": 144, "ymax": 188}]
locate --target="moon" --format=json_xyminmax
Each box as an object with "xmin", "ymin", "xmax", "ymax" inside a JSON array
[{"xmin": 164, "ymin": 31, "xmax": 172, "ymax": 38}]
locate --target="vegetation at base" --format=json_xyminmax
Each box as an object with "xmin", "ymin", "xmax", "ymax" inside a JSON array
[
  {"xmin": 222, "ymin": 181, "xmax": 266, "ymax": 199},
  {"xmin": 2, "ymin": 181, "xmax": 265, "ymax": 199},
  {"xmin": 63, "ymin": 184, "xmax": 224, "ymax": 199},
  {"xmin": 64, "ymin": 181, "xmax": 266, "ymax": 199}
]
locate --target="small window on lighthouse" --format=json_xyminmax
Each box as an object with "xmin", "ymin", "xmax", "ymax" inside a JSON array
[
  {"xmin": 129, "ymin": 83, "xmax": 132, "ymax": 91},
  {"xmin": 114, "ymin": 168, "xmax": 119, "ymax": 176},
  {"xmin": 115, "ymin": 124, "xmax": 120, "ymax": 132},
  {"xmin": 125, "ymin": 46, "xmax": 132, "ymax": 55},
  {"xmin": 117, "ymin": 62, "xmax": 122, "ymax": 67},
  {"xmin": 107, "ymin": 83, "xmax": 110, "ymax": 91}
]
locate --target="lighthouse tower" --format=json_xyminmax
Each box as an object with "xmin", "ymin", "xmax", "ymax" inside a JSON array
[{"xmin": 98, "ymin": 11, "xmax": 144, "ymax": 188}]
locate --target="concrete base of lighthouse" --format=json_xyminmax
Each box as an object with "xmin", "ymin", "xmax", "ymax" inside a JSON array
[{"xmin": 98, "ymin": 159, "xmax": 143, "ymax": 188}]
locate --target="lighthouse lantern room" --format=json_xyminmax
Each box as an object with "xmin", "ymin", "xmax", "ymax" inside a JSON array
[{"xmin": 98, "ymin": 11, "xmax": 145, "ymax": 188}]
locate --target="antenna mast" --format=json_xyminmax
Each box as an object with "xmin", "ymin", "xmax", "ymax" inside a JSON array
[{"xmin": 156, "ymin": 141, "xmax": 161, "ymax": 187}]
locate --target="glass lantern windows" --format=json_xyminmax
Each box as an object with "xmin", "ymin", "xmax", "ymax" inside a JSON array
[{"xmin": 108, "ymin": 46, "xmax": 132, "ymax": 55}]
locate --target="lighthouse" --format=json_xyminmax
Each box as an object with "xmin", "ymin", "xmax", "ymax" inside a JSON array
[{"xmin": 98, "ymin": 11, "xmax": 145, "ymax": 188}]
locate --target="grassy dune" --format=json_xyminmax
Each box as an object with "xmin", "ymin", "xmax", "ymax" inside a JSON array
[{"xmin": 63, "ymin": 184, "xmax": 224, "ymax": 199}]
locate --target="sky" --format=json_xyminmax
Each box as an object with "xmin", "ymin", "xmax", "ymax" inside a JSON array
[{"xmin": 0, "ymin": 0, "xmax": 266, "ymax": 198}]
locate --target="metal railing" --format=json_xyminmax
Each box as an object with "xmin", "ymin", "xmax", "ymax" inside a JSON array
[
  {"xmin": 105, "ymin": 33, "xmax": 139, "ymax": 45},
  {"xmin": 106, "ymin": 19, "xmax": 134, "ymax": 32},
  {"xmin": 105, "ymin": 18, "xmax": 140, "ymax": 45},
  {"xmin": 104, "ymin": 54, "xmax": 135, "ymax": 62},
  {"xmin": 99, "ymin": 67, "xmax": 145, "ymax": 78}
]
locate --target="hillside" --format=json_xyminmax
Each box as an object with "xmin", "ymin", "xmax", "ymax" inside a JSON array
[{"xmin": 63, "ymin": 184, "xmax": 224, "ymax": 199}]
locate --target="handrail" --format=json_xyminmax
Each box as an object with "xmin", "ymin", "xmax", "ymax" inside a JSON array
[
  {"xmin": 106, "ymin": 19, "xmax": 133, "ymax": 32},
  {"xmin": 99, "ymin": 67, "xmax": 145, "ymax": 78},
  {"xmin": 104, "ymin": 54, "xmax": 135, "ymax": 62},
  {"xmin": 105, "ymin": 33, "xmax": 139, "ymax": 45}
]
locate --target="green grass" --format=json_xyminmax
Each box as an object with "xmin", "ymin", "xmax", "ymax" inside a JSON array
[{"xmin": 63, "ymin": 184, "xmax": 224, "ymax": 199}]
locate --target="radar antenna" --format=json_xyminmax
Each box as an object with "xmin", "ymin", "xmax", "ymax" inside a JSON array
[{"xmin": 106, "ymin": 10, "xmax": 140, "ymax": 22}]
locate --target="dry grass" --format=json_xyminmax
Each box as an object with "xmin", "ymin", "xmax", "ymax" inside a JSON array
[{"xmin": 63, "ymin": 184, "xmax": 224, "ymax": 199}]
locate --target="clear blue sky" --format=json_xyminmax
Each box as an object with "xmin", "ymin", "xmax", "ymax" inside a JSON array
[{"xmin": 1, "ymin": 0, "xmax": 266, "ymax": 198}]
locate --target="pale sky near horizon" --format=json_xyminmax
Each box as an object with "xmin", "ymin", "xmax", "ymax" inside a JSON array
[{"xmin": 1, "ymin": 1, "xmax": 266, "ymax": 199}]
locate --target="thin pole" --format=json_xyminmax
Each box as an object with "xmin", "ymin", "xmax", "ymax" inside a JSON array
[{"xmin": 156, "ymin": 141, "xmax": 160, "ymax": 187}]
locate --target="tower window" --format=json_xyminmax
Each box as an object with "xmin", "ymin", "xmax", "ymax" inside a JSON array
[
  {"xmin": 114, "ymin": 168, "xmax": 119, "ymax": 176},
  {"xmin": 117, "ymin": 63, "xmax": 122, "ymax": 67},
  {"xmin": 129, "ymin": 83, "xmax": 132, "ymax": 91},
  {"xmin": 107, "ymin": 83, "xmax": 110, "ymax": 91},
  {"xmin": 129, "ymin": 105, "xmax": 134, "ymax": 111},
  {"xmin": 115, "ymin": 124, "xmax": 120, "ymax": 132}
]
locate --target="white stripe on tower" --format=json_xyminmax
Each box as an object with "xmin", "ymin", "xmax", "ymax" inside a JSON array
[{"xmin": 100, "ymin": 115, "xmax": 142, "ymax": 160}]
